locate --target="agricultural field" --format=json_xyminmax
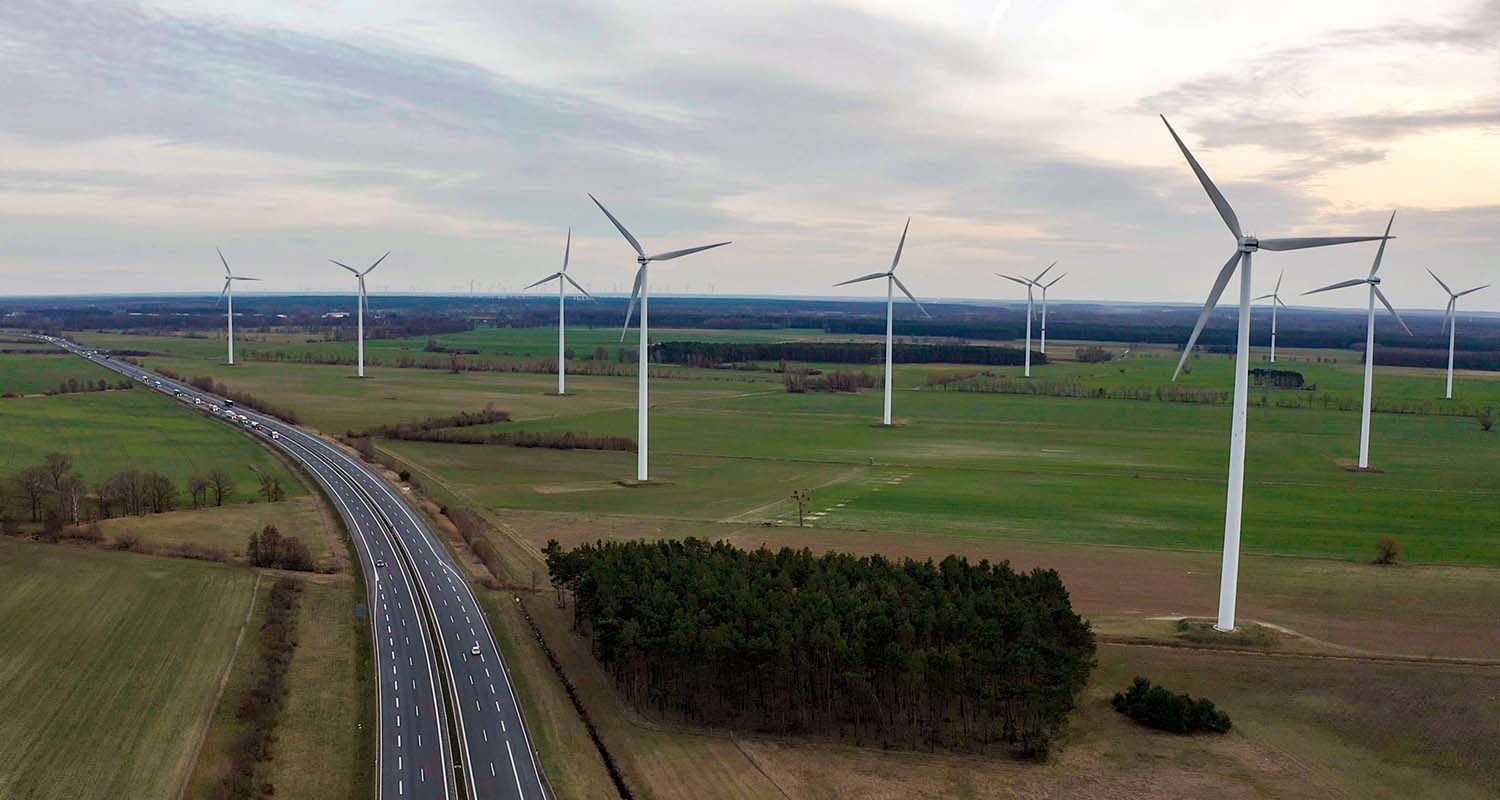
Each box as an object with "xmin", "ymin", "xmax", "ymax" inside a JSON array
[
  {"xmin": 95, "ymin": 495, "xmax": 336, "ymax": 567},
  {"xmin": 0, "ymin": 388, "xmax": 304, "ymax": 503},
  {"xmin": 0, "ymin": 352, "xmax": 123, "ymax": 395},
  {"xmin": 0, "ymin": 538, "xmax": 257, "ymax": 800}
]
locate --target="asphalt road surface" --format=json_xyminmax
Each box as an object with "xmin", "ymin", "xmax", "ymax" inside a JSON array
[{"xmin": 47, "ymin": 339, "xmax": 550, "ymax": 800}]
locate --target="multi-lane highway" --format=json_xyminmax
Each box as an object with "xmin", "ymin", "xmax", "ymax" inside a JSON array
[{"xmin": 45, "ymin": 338, "xmax": 550, "ymax": 800}]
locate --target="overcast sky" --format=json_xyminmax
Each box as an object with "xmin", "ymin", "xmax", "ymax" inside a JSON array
[{"xmin": 2, "ymin": 0, "xmax": 1498, "ymax": 311}]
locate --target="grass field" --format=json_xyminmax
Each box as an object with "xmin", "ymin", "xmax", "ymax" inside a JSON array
[
  {"xmin": 0, "ymin": 352, "xmax": 123, "ymax": 395},
  {"xmin": 0, "ymin": 389, "xmax": 304, "ymax": 504},
  {"xmin": 95, "ymin": 495, "xmax": 335, "ymax": 566},
  {"xmin": 0, "ymin": 538, "xmax": 256, "ymax": 800}
]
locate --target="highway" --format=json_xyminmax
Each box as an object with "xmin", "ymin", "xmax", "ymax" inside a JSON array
[{"xmin": 46, "ymin": 338, "xmax": 550, "ymax": 800}]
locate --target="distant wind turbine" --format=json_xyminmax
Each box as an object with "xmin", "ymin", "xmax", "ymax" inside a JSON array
[
  {"xmin": 215, "ymin": 248, "xmax": 260, "ymax": 366},
  {"xmin": 591, "ymin": 194, "xmax": 730, "ymax": 481},
  {"xmin": 836, "ymin": 218, "xmax": 931, "ymax": 426},
  {"xmin": 1039, "ymin": 271, "xmax": 1066, "ymax": 355},
  {"xmin": 1252, "ymin": 270, "xmax": 1288, "ymax": 363},
  {"xmin": 329, "ymin": 252, "xmax": 389, "ymax": 378},
  {"xmin": 1163, "ymin": 115, "xmax": 1392, "ymax": 632},
  {"xmin": 1303, "ymin": 212, "xmax": 1410, "ymax": 469},
  {"xmin": 1427, "ymin": 269, "xmax": 1489, "ymax": 400},
  {"xmin": 997, "ymin": 261, "xmax": 1055, "ymax": 377},
  {"xmin": 523, "ymin": 228, "xmax": 595, "ymax": 395}
]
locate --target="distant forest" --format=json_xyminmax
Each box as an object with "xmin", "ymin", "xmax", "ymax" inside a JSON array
[
  {"xmin": 544, "ymin": 538, "xmax": 1096, "ymax": 757},
  {"xmin": 654, "ymin": 340, "xmax": 1037, "ymax": 367},
  {"xmin": 7, "ymin": 292, "xmax": 1495, "ymax": 365}
]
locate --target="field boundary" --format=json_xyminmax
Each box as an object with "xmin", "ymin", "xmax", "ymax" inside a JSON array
[{"xmin": 178, "ymin": 570, "xmax": 263, "ymax": 800}]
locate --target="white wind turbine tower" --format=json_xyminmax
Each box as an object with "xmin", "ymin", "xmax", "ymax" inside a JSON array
[
  {"xmin": 523, "ymin": 228, "xmax": 595, "ymax": 395},
  {"xmin": 1427, "ymin": 269, "xmax": 1489, "ymax": 400},
  {"xmin": 1303, "ymin": 212, "xmax": 1410, "ymax": 469},
  {"xmin": 1253, "ymin": 270, "xmax": 1288, "ymax": 363},
  {"xmin": 997, "ymin": 262, "xmax": 1055, "ymax": 377},
  {"xmin": 835, "ymin": 218, "xmax": 932, "ymax": 426},
  {"xmin": 1163, "ymin": 116, "xmax": 1393, "ymax": 632},
  {"xmin": 329, "ymin": 252, "xmax": 389, "ymax": 378},
  {"xmin": 1038, "ymin": 271, "xmax": 1066, "ymax": 355},
  {"xmin": 216, "ymin": 248, "xmax": 260, "ymax": 366},
  {"xmin": 590, "ymin": 194, "xmax": 731, "ymax": 482}
]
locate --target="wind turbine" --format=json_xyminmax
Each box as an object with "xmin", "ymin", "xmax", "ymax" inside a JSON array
[
  {"xmin": 997, "ymin": 262, "xmax": 1055, "ymax": 377},
  {"xmin": 329, "ymin": 252, "xmax": 389, "ymax": 378},
  {"xmin": 215, "ymin": 248, "xmax": 260, "ymax": 366},
  {"xmin": 1163, "ymin": 116, "xmax": 1392, "ymax": 632},
  {"xmin": 590, "ymin": 194, "xmax": 730, "ymax": 481},
  {"xmin": 523, "ymin": 228, "xmax": 595, "ymax": 395},
  {"xmin": 1428, "ymin": 269, "xmax": 1489, "ymax": 400},
  {"xmin": 1252, "ymin": 270, "xmax": 1288, "ymax": 363},
  {"xmin": 1038, "ymin": 271, "xmax": 1066, "ymax": 355},
  {"xmin": 1303, "ymin": 212, "xmax": 1410, "ymax": 470},
  {"xmin": 835, "ymin": 218, "xmax": 932, "ymax": 426}
]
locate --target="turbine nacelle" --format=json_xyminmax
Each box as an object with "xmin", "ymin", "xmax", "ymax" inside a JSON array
[{"xmin": 1238, "ymin": 235, "xmax": 1258, "ymax": 252}]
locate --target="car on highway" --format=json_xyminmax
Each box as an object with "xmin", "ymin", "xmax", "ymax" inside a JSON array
[
  {"xmin": 375, "ymin": 559, "xmax": 386, "ymax": 567},
  {"xmin": 470, "ymin": 643, "xmax": 481, "ymax": 656}
]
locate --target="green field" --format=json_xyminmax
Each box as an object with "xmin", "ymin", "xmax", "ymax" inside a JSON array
[
  {"xmin": 96, "ymin": 495, "xmax": 334, "ymax": 566},
  {"xmin": 0, "ymin": 539, "xmax": 256, "ymax": 800},
  {"xmin": 79, "ymin": 327, "xmax": 1500, "ymax": 566},
  {"xmin": 0, "ymin": 353, "xmax": 123, "ymax": 395},
  {"xmin": 0, "ymin": 389, "xmax": 304, "ymax": 504}
]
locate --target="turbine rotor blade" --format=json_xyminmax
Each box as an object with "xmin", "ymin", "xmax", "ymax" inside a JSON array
[
  {"xmin": 1257, "ymin": 235, "xmax": 1392, "ymax": 252},
  {"xmin": 362, "ymin": 251, "xmax": 390, "ymax": 276},
  {"xmin": 1444, "ymin": 297, "xmax": 1456, "ymax": 334},
  {"xmin": 562, "ymin": 227, "xmax": 571, "ymax": 272},
  {"xmin": 523, "ymin": 273, "xmax": 563, "ymax": 291},
  {"xmin": 1457, "ymin": 284, "xmax": 1490, "ymax": 297},
  {"xmin": 330, "ymin": 259, "xmax": 360, "ymax": 275},
  {"xmin": 1044, "ymin": 272, "xmax": 1067, "ymax": 289},
  {"xmin": 1253, "ymin": 293, "xmax": 1275, "ymax": 301},
  {"xmin": 1276, "ymin": 297, "xmax": 1288, "ymax": 308},
  {"xmin": 589, "ymin": 194, "xmax": 646, "ymax": 259},
  {"xmin": 835, "ymin": 271, "xmax": 891, "ymax": 287},
  {"xmin": 1172, "ymin": 250, "xmax": 1243, "ymax": 381},
  {"xmin": 564, "ymin": 274, "xmax": 596, "ymax": 300},
  {"xmin": 1274, "ymin": 269, "xmax": 1284, "ymax": 295},
  {"xmin": 217, "ymin": 247, "xmax": 232, "ymax": 276},
  {"xmin": 1427, "ymin": 268, "xmax": 1453, "ymax": 296},
  {"xmin": 621, "ymin": 266, "xmax": 645, "ymax": 341},
  {"xmin": 890, "ymin": 275, "xmax": 930, "ymax": 318},
  {"xmin": 1032, "ymin": 261, "xmax": 1057, "ymax": 284},
  {"xmin": 646, "ymin": 241, "xmax": 731, "ymax": 261},
  {"xmin": 890, "ymin": 217, "xmax": 911, "ymax": 272},
  {"xmin": 995, "ymin": 273, "xmax": 1033, "ymax": 287},
  {"xmin": 1373, "ymin": 286, "xmax": 1411, "ymax": 335},
  {"xmin": 1160, "ymin": 115, "xmax": 1242, "ymax": 240},
  {"xmin": 1367, "ymin": 211, "xmax": 1396, "ymax": 277},
  {"xmin": 231, "ymin": 276, "xmax": 261, "ymax": 281},
  {"xmin": 1302, "ymin": 278, "xmax": 1368, "ymax": 296}
]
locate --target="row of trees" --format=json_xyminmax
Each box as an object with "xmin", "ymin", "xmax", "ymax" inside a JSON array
[
  {"xmin": 46, "ymin": 376, "xmax": 135, "ymax": 395},
  {"xmin": 223, "ymin": 578, "xmax": 303, "ymax": 799},
  {"xmin": 348, "ymin": 405, "xmax": 510, "ymax": 439},
  {"xmin": 545, "ymin": 538, "xmax": 1096, "ymax": 757},
  {"xmin": 656, "ymin": 341, "xmax": 1037, "ymax": 368}
]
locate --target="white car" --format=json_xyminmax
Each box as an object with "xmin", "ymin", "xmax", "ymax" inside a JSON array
[{"xmin": 470, "ymin": 643, "xmax": 481, "ymax": 657}]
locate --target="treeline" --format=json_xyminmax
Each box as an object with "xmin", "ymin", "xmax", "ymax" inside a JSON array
[
  {"xmin": 545, "ymin": 538, "xmax": 1095, "ymax": 757},
  {"xmin": 446, "ymin": 506, "xmax": 506, "ymax": 587},
  {"xmin": 387, "ymin": 428, "xmax": 637, "ymax": 452},
  {"xmin": 45, "ymin": 376, "xmax": 135, "ymax": 395},
  {"xmin": 655, "ymin": 341, "xmax": 1039, "ymax": 367},
  {"xmin": 0, "ymin": 452, "xmax": 240, "ymax": 532},
  {"xmin": 1373, "ymin": 347, "xmax": 1500, "ymax": 371},
  {"xmin": 223, "ymin": 578, "xmax": 303, "ymax": 799},
  {"xmin": 236, "ymin": 348, "xmax": 657, "ymax": 379},
  {"xmin": 348, "ymin": 406, "xmax": 511, "ymax": 439},
  {"xmin": 784, "ymin": 368, "xmax": 882, "ymax": 393},
  {"xmin": 1249, "ymin": 368, "xmax": 1304, "ymax": 389}
]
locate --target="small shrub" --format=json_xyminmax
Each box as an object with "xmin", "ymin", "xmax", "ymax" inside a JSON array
[
  {"xmin": 1075, "ymin": 346, "xmax": 1114, "ymax": 363},
  {"xmin": 1375, "ymin": 535, "xmax": 1400, "ymax": 565},
  {"xmin": 398, "ymin": 470, "xmax": 411, "ymax": 482},
  {"xmin": 1479, "ymin": 407, "xmax": 1494, "ymax": 432},
  {"xmin": 112, "ymin": 532, "xmax": 142, "ymax": 551},
  {"xmin": 1112, "ymin": 676, "xmax": 1231, "ymax": 734},
  {"xmin": 1174, "ymin": 618, "xmax": 1193, "ymax": 632}
]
